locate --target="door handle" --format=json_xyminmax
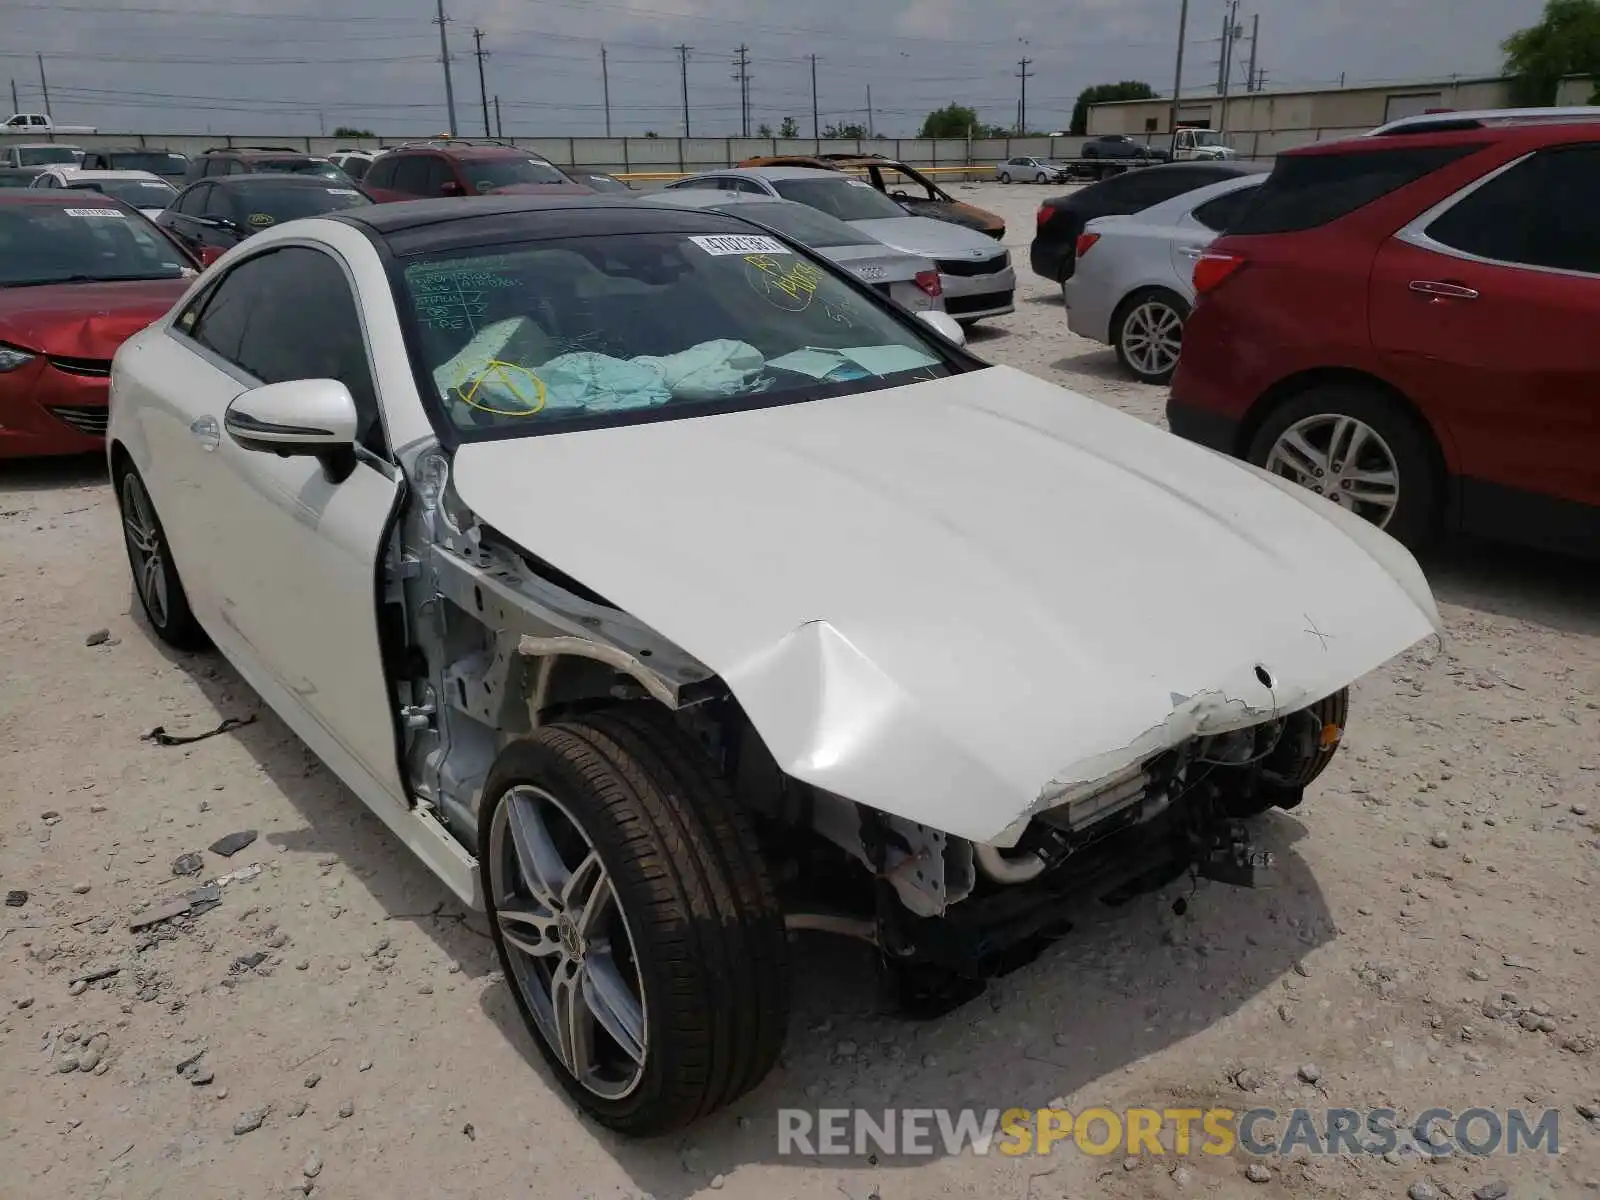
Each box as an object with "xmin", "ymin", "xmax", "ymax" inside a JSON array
[
  {"xmin": 1409, "ymin": 279, "xmax": 1479, "ymax": 300},
  {"xmin": 189, "ymin": 415, "xmax": 220, "ymax": 451}
]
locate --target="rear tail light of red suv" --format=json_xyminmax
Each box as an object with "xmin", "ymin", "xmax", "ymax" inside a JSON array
[{"xmin": 1193, "ymin": 250, "xmax": 1246, "ymax": 296}]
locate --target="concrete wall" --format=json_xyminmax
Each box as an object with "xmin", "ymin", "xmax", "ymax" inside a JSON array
[{"xmin": 0, "ymin": 132, "xmax": 1079, "ymax": 175}]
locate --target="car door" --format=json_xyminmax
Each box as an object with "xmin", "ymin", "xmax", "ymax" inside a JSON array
[
  {"xmin": 159, "ymin": 183, "xmax": 211, "ymax": 252},
  {"xmin": 390, "ymin": 154, "xmax": 434, "ymax": 198},
  {"xmin": 172, "ymin": 243, "xmax": 408, "ymax": 803},
  {"xmin": 1369, "ymin": 142, "xmax": 1600, "ymax": 519}
]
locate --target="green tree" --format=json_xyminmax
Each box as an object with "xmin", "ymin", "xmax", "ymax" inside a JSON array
[
  {"xmin": 779, "ymin": 115, "xmax": 800, "ymax": 138},
  {"xmin": 1068, "ymin": 81, "xmax": 1157, "ymax": 136},
  {"xmin": 822, "ymin": 120, "xmax": 867, "ymax": 138},
  {"xmin": 331, "ymin": 125, "xmax": 375, "ymax": 138},
  {"xmin": 918, "ymin": 103, "xmax": 981, "ymax": 138},
  {"xmin": 1503, "ymin": 0, "xmax": 1600, "ymax": 105},
  {"xmin": 757, "ymin": 122, "xmax": 773, "ymax": 137},
  {"xmin": 644, "ymin": 130, "xmax": 659, "ymax": 138}
]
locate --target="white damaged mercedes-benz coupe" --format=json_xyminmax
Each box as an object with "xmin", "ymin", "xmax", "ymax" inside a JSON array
[{"xmin": 108, "ymin": 195, "xmax": 1441, "ymax": 1135}]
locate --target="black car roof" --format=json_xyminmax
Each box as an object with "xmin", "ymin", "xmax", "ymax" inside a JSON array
[{"xmin": 335, "ymin": 194, "xmax": 761, "ymax": 253}]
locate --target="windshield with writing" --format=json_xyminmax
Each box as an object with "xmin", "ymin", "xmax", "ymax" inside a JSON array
[
  {"xmin": 0, "ymin": 205, "xmax": 191, "ymax": 285},
  {"xmin": 400, "ymin": 231, "xmax": 952, "ymax": 440},
  {"xmin": 710, "ymin": 201, "xmax": 871, "ymax": 249},
  {"xmin": 770, "ymin": 177, "xmax": 907, "ymax": 222}
]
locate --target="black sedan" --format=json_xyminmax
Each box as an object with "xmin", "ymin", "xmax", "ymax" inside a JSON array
[
  {"xmin": 1030, "ymin": 160, "xmax": 1266, "ymax": 286},
  {"xmin": 156, "ymin": 175, "xmax": 371, "ymax": 263}
]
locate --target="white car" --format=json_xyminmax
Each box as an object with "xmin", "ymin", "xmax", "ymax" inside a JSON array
[
  {"xmin": 108, "ymin": 195, "xmax": 1440, "ymax": 1136},
  {"xmin": 29, "ymin": 166, "xmax": 178, "ymax": 219},
  {"xmin": 1064, "ymin": 172, "xmax": 1264, "ymax": 383},
  {"xmin": 994, "ymin": 156, "xmax": 1066, "ymax": 184},
  {"xmin": 328, "ymin": 148, "xmax": 379, "ymax": 182}
]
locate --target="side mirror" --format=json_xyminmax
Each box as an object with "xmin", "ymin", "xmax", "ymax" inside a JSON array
[
  {"xmin": 197, "ymin": 215, "xmax": 239, "ymax": 234},
  {"xmin": 439, "ymin": 179, "xmax": 463, "ymax": 196},
  {"xmin": 224, "ymin": 379, "xmax": 360, "ymax": 478},
  {"xmin": 916, "ymin": 309, "xmax": 967, "ymax": 347}
]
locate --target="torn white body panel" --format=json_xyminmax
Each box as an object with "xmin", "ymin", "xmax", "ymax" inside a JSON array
[{"xmin": 453, "ymin": 364, "xmax": 1441, "ymax": 847}]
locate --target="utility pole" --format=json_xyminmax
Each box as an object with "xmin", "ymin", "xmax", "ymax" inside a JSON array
[
  {"xmin": 1218, "ymin": 0, "xmax": 1240, "ymax": 135},
  {"xmin": 1016, "ymin": 57, "xmax": 1034, "ymax": 134},
  {"xmin": 36, "ymin": 53, "xmax": 50, "ymax": 118},
  {"xmin": 9, "ymin": 79, "xmax": 17, "ymax": 115},
  {"xmin": 731, "ymin": 44, "xmax": 750, "ymax": 137},
  {"xmin": 809, "ymin": 54, "xmax": 819, "ymax": 140},
  {"xmin": 472, "ymin": 28, "xmax": 491, "ymax": 138},
  {"xmin": 675, "ymin": 44, "xmax": 691, "ymax": 136},
  {"xmin": 1168, "ymin": 0, "xmax": 1189, "ymax": 154},
  {"xmin": 1245, "ymin": 12, "xmax": 1260, "ymax": 92},
  {"xmin": 494, "ymin": 94, "xmax": 503, "ymax": 138},
  {"xmin": 866, "ymin": 84, "xmax": 873, "ymax": 139},
  {"xmin": 600, "ymin": 46, "xmax": 611, "ymax": 137},
  {"xmin": 433, "ymin": 0, "xmax": 458, "ymax": 136}
]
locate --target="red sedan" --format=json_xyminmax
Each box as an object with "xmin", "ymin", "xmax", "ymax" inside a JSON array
[{"xmin": 0, "ymin": 193, "xmax": 195, "ymax": 458}]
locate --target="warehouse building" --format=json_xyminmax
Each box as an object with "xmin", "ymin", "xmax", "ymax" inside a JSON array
[{"xmin": 1087, "ymin": 74, "xmax": 1597, "ymax": 157}]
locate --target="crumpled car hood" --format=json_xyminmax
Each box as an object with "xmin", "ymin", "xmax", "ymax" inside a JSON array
[
  {"xmin": 0, "ymin": 278, "xmax": 189, "ymax": 357},
  {"xmin": 452, "ymin": 365, "xmax": 1441, "ymax": 845}
]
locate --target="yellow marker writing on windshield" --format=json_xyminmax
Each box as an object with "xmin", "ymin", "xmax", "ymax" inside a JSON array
[{"xmin": 454, "ymin": 359, "xmax": 547, "ymax": 416}]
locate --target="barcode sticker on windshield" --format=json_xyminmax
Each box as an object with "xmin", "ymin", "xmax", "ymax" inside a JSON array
[
  {"xmin": 687, "ymin": 234, "xmax": 790, "ymax": 256},
  {"xmin": 327, "ymin": 188, "xmax": 359, "ymax": 195},
  {"xmin": 845, "ymin": 178, "xmax": 872, "ymax": 187},
  {"xmin": 64, "ymin": 207, "xmax": 126, "ymax": 218}
]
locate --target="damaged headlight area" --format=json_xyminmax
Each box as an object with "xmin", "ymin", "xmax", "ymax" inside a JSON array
[{"xmin": 764, "ymin": 692, "xmax": 1347, "ymax": 1013}]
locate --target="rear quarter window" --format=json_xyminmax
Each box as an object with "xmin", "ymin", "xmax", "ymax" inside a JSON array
[{"xmin": 1230, "ymin": 144, "xmax": 1485, "ymax": 235}]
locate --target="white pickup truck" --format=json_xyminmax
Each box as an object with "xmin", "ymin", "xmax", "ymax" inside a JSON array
[{"xmin": 3, "ymin": 112, "xmax": 97, "ymax": 135}]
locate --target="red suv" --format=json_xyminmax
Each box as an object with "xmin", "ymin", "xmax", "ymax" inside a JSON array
[
  {"xmin": 362, "ymin": 140, "xmax": 592, "ymax": 202},
  {"xmin": 1169, "ymin": 109, "xmax": 1600, "ymax": 558}
]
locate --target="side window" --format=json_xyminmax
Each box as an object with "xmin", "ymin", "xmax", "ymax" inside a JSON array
[
  {"xmin": 202, "ymin": 156, "xmax": 226, "ymax": 177},
  {"xmin": 342, "ymin": 157, "xmax": 370, "ymax": 182},
  {"xmin": 421, "ymin": 156, "xmax": 452, "ymax": 194},
  {"xmin": 364, "ymin": 156, "xmax": 395, "ymax": 188},
  {"xmin": 197, "ymin": 248, "xmax": 384, "ymax": 453},
  {"xmin": 391, "ymin": 155, "xmax": 432, "ymax": 195},
  {"xmin": 174, "ymin": 183, "xmax": 209, "ymax": 216},
  {"xmin": 1425, "ymin": 144, "xmax": 1600, "ymax": 275},
  {"xmin": 1192, "ymin": 186, "xmax": 1257, "ymax": 232},
  {"xmin": 1232, "ymin": 144, "xmax": 1486, "ymax": 235},
  {"xmin": 204, "ymin": 187, "xmax": 238, "ymax": 222}
]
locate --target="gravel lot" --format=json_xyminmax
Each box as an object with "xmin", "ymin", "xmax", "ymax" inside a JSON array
[{"xmin": 1, "ymin": 183, "xmax": 1597, "ymax": 1200}]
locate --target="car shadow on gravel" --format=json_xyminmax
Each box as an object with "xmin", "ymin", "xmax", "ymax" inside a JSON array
[
  {"xmin": 1048, "ymin": 350, "xmax": 1138, "ymax": 384},
  {"xmin": 134, "ymin": 596, "xmax": 1334, "ymax": 1193},
  {"xmin": 0, "ymin": 452, "xmax": 106, "ymax": 495},
  {"xmin": 1422, "ymin": 539, "xmax": 1600, "ymax": 638},
  {"xmin": 480, "ymin": 813, "xmax": 1333, "ymax": 1195}
]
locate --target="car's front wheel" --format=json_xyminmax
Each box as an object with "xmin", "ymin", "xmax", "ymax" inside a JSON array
[
  {"xmin": 480, "ymin": 708, "xmax": 790, "ymax": 1136},
  {"xmin": 999, "ymin": 171, "xmax": 1011, "ymax": 184},
  {"xmin": 113, "ymin": 461, "xmax": 207, "ymax": 650},
  {"xmin": 1034, "ymin": 171, "xmax": 1047, "ymax": 184},
  {"xmin": 1112, "ymin": 288, "xmax": 1189, "ymax": 384},
  {"xmin": 1246, "ymin": 384, "xmax": 1440, "ymax": 548}
]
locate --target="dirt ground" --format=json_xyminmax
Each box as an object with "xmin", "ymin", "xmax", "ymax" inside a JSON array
[{"xmin": 1, "ymin": 183, "xmax": 1597, "ymax": 1200}]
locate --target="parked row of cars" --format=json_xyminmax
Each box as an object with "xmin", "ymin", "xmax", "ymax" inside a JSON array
[{"xmin": 1039, "ymin": 106, "xmax": 1600, "ymax": 560}]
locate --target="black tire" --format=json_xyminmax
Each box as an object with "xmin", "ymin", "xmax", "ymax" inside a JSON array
[
  {"xmin": 999, "ymin": 171, "xmax": 1011, "ymax": 184},
  {"xmin": 112, "ymin": 460, "xmax": 207, "ymax": 650},
  {"xmin": 1245, "ymin": 383, "xmax": 1441, "ymax": 550},
  {"xmin": 1111, "ymin": 288, "xmax": 1189, "ymax": 384},
  {"xmin": 480, "ymin": 708, "xmax": 789, "ymax": 1136},
  {"xmin": 1034, "ymin": 172, "xmax": 1047, "ymax": 184}
]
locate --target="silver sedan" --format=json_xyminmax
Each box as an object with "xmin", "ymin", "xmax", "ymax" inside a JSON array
[{"xmin": 1063, "ymin": 173, "xmax": 1263, "ymax": 383}]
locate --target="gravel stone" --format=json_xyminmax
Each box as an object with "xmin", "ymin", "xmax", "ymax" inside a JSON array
[
  {"xmin": 1245, "ymin": 1162, "xmax": 1271, "ymax": 1183},
  {"xmin": 338, "ymin": 1100, "xmax": 354, "ymax": 1119},
  {"xmin": 1472, "ymin": 1183, "xmax": 1509, "ymax": 1200},
  {"xmin": 1408, "ymin": 1182, "xmax": 1440, "ymax": 1200},
  {"xmin": 302, "ymin": 1151, "xmax": 322, "ymax": 1179},
  {"xmin": 1297, "ymin": 1063, "xmax": 1322, "ymax": 1084},
  {"xmin": 232, "ymin": 1108, "xmax": 267, "ymax": 1136},
  {"xmin": 1429, "ymin": 831, "xmax": 1450, "ymax": 849}
]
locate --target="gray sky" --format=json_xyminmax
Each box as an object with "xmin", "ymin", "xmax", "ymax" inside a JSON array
[{"xmin": 0, "ymin": 0, "xmax": 1552, "ymax": 137}]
